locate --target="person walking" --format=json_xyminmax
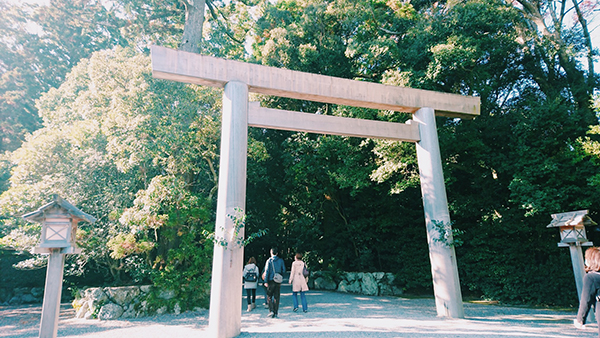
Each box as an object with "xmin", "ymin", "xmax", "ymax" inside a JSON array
[
  {"xmin": 243, "ymin": 257, "xmax": 260, "ymax": 312},
  {"xmin": 263, "ymin": 247, "xmax": 285, "ymax": 318},
  {"xmin": 289, "ymin": 252, "xmax": 309, "ymax": 313},
  {"xmin": 575, "ymin": 246, "xmax": 600, "ymax": 337}
]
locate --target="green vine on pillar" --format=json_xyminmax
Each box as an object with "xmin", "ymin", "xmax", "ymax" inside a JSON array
[
  {"xmin": 202, "ymin": 207, "xmax": 267, "ymax": 249},
  {"xmin": 431, "ymin": 220, "xmax": 464, "ymax": 248}
]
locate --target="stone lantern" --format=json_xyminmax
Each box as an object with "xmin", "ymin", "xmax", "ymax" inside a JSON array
[
  {"xmin": 23, "ymin": 195, "xmax": 96, "ymax": 338},
  {"xmin": 547, "ymin": 210, "xmax": 596, "ymax": 321}
]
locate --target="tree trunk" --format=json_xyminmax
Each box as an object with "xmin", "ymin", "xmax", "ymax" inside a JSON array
[
  {"xmin": 514, "ymin": 0, "xmax": 596, "ymax": 125},
  {"xmin": 180, "ymin": 0, "xmax": 206, "ymax": 54},
  {"xmin": 571, "ymin": 0, "xmax": 595, "ymax": 89}
]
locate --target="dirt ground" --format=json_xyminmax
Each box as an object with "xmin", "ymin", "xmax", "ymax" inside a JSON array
[{"xmin": 1, "ymin": 288, "xmax": 597, "ymax": 338}]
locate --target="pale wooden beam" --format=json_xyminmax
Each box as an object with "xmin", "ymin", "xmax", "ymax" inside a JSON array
[
  {"xmin": 151, "ymin": 46, "xmax": 480, "ymax": 119},
  {"xmin": 248, "ymin": 102, "xmax": 420, "ymax": 142}
]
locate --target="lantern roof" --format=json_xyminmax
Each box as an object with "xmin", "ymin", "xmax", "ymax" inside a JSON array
[
  {"xmin": 22, "ymin": 195, "xmax": 96, "ymax": 224},
  {"xmin": 546, "ymin": 210, "xmax": 597, "ymax": 228}
]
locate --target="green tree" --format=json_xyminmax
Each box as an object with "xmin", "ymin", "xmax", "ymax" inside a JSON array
[
  {"xmin": 514, "ymin": 0, "xmax": 598, "ymax": 123},
  {"xmin": 0, "ymin": 0, "xmax": 123, "ymax": 153},
  {"xmin": 246, "ymin": 0, "xmax": 600, "ymax": 305},
  {"xmin": 111, "ymin": 0, "xmax": 257, "ymax": 55},
  {"xmin": 245, "ymin": 0, "xmax": 427, "ymax": 278},
  {"xmin": 0, "ymin": 48, "xmax": 221, "ymax": 298},
  {"xmin": 1, "ymin": 0, "xmax": 598, "ymax": 309}
]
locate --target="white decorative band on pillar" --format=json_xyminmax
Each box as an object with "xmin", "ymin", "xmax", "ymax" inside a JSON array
[
  {"xmin": 208, "ymin": 81, "xmax": 249, "ymax": 338},
  {"xmin": 414, "ymin": 107, "xmax": 464, "ymax": 319}
]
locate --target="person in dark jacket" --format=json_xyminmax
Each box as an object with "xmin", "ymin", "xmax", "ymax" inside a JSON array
[
  {"xmin": 575, "ymin": 246, "xmax": 600, "ymax": 337},
  {"xmin": 263, "ymin": 247, "xmax": 285, "ymax": 318}
]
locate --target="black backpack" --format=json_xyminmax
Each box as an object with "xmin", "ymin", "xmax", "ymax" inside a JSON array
[{"xmin": 244, "ymin": 269, "xmax": 258, "ymax": 282}]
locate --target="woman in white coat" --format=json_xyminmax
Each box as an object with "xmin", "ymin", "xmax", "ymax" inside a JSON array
[{"xmin": 289, "ymin": 253, "xmax": 309, "ymax": 312}]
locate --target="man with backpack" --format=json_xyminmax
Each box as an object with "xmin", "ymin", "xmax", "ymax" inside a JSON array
[{"xmin": 263, "ymin": 247, "xmax": 285, "ymax": 318}]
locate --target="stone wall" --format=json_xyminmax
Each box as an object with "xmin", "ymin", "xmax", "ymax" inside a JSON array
[
  {"xmin": 72, "ymin": 285, "xmax": 190, "ymax": 320},
  {"xmin": 0, "ymin": 250, "xmax": 47, "ymax": 305},
  {"xmin": 73, "ymin": 271, "xmax": 402, "ymax": 320},
  {"xmin": 0, "ymin": 286, "xmax": 45, "ymax": 305},
  {"xmin": 0, "ymin": 285, "xmax": 74, "ymax": 306},
  {"xmin": 309, "ymin": 271, "xmax": 403, "ymax": 296}
]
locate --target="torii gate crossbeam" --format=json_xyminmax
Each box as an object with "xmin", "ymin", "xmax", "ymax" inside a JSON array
[{"xmin": 151, "ymin": 46, "xmax": 480, "ymax": 338}]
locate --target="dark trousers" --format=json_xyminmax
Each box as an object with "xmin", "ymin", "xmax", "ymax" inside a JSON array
[
  {"xmin": 580, "ymin": 301, "xmax": 600, "ymax": 337},
  {"xmin": 576, "ymin": 271, "xmax": 600, "ymax": 337},
  {"xmin": 246, "ymin": 288, "xmax": 256, "ymax": 305},
  {"xmin": 263, "ymin": 283, "xmax": 268, "ymax": 304},
  {"xmin": 266, "ymin": 282, "xmax": 281, "ymax": 314}
]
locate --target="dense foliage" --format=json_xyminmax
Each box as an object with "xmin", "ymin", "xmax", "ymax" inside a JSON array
[{"xmin": 1, "ymin": 0, "xmax": 599, "ymax": 309}]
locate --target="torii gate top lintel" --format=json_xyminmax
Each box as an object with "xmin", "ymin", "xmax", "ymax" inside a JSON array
[{"xmin": 151, "ymin": 46, "xmax": 480, "ymax": 119}]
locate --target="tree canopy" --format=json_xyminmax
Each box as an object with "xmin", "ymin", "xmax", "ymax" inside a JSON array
[{"xmin": 0, "ymin": 0, "xmax": 599, "ymax": 309}]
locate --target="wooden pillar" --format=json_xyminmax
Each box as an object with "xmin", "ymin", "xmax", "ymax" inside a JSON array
[
  {"xmin": 208, "ymin": 81, "xmax": 248, "ymax": 338},
  {"xmin": 414, "ymin": 107, "xmax": 464, "ymax": 318},
  {"xmin": 39, "ymin": 249, "xmax": 65, "ymax": 338},
  {"xmin": 570, "ymin": 244, "xmax": 586, "ymax": 299}
]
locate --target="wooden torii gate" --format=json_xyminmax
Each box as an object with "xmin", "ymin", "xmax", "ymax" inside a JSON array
[{"xmin": 151, "ymin": 45, "xmax": 480, "ymax": 338}]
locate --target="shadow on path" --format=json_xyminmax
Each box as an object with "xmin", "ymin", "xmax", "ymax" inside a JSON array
[{"xmin": 0, "ymin": 284, "xmax": 595, "ymax": 338}]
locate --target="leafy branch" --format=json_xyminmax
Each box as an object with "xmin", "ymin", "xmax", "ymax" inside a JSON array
[
  {"xmin": 431, "ymin": 220, "xmax": 464, "ymax": 248},
  {"xmin": 202, "ymin": 207, "xmax": 267, "ymax": 249}
]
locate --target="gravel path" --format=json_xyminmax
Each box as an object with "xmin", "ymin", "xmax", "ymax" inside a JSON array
[{"xmin": 1, "ymin": 284, "xmax": 597, "ymax": 338}]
